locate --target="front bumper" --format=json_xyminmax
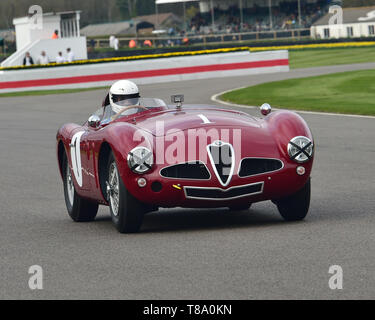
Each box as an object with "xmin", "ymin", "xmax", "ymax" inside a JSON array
[{"xmin": 121, "ymin": 159, "xmax": 313, "ymax": 208}]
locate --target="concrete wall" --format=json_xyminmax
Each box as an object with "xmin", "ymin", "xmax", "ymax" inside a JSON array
[{"xmin": 0, "ymin": 50, "xmax": 289, "ymax": 93}]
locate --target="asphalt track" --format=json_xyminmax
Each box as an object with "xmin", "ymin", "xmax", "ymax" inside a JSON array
[{"xmin": 0, "ymin": 63, "xmax": 374, "ymax": 299}]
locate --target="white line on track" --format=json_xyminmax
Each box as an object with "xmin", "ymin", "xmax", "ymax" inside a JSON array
[{"xmin": 211, "ymin": 88, "xmax": 375, "ymax": 119}]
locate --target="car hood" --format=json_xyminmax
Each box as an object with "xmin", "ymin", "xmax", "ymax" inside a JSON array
[{"xmin": 134, "ymin": 108, "xmax": 261, "ymax": 136}]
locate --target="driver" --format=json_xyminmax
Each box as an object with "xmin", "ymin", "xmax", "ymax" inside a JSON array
[
  {"xmin": 101, "ymin": 80, "xmax": 142, "ymax": 123},
  {"xmin": 108, "ymin": 79, "xmax": 140, "ymax": 113}
]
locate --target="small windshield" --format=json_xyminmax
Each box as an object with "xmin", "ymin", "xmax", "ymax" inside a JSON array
[
  {"xmin": 113, "ymin": 98, "xmax": 166, "ymax": 110},
  {"xmin": 98, "ymin": 98, "xmax": 167, "ymax": 125},
  {"xmin": 112, "ymin": 98, "xmax": 167, "ymax": 117}
]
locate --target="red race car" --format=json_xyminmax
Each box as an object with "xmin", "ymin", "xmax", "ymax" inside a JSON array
[{"xmin": 56, "ymin": 95, "xmax": 314, "ymax": 233}]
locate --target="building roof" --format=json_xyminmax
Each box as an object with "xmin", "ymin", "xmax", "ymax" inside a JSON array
[
  {"xmin": 313, "ymin": 6, "xmax": 375, "ymax": 26},
  {"xmin": 80, "ymin": 13, "xmax": 182, "ymax": 37},
  {"xmin": 81, "ymin": 21, "xmax": 134, "ymax": 37},
  {"xmin": 134, "ymin": 12, "xmax": 182, "ymax": 26}
]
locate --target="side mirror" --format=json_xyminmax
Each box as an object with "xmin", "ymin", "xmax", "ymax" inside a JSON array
[
  {"xmin": 260, "ymin": 103, "xmax": 272, "ymax": 116},
  {"xmin": 88, "ymin": 115, "xmax": 101, "ymax": 128}
]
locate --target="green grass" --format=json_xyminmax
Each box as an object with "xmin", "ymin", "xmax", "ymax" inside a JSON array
[
  {"xmin": 221, "ymin": 69, "xmax": 375, "ymax": 116},
  {"xmin": 289, "ymin": 46, "xmax": 375, "ymax": 69},
  {"xmin": 0, "ymin": 86, "xmax": 107, "ymax": 98}
]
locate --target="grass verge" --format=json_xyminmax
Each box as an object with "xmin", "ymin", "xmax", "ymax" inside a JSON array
[
  {"xmin": 221, "ymin": 69, "xmax": 375, "ymax": 116},
  {"xmin": 289, "ymin": 46, "xmax": 375, "ymax": 69}
]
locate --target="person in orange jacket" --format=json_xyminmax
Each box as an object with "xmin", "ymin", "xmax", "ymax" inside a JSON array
[
  {"xmin": 129, "ymin": 39, "xmax": 136, "ymax": 48},
  {"xmin": 52, "ymin": 30, "xmax": 59, "ymax": 39},
  {"xmin": 143, "ymin": 39, "xmax": 152, "ymax": 47}
]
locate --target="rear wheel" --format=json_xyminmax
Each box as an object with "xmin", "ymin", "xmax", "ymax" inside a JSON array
[
  {"xmin": 107, "ymin": 152, "xmax": 145, "ymax": 233},
  {"xmin": 276, "ymin": 178, "xmax": 311, "ymax": 221},
  {"xmin": 62, "ymin": 153, "xmax": 98, "ymax": 222}
]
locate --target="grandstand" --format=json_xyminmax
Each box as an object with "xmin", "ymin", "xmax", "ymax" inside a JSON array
[
  {"xmin": 157, "ymin": 0, "xmax": 329, "ymax": 35},
  {"xmin": 82, "ymin": 0, "xmax": 330, "ymax": 38}
]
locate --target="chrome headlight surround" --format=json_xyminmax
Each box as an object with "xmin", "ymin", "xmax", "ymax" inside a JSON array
[
  {"xmin": 287, "ymin": 136, "xmax": 314, "ymax": 163},
  {"xmin": 127, "ymin": 146, "xmax": 153, "ymax": 174}
]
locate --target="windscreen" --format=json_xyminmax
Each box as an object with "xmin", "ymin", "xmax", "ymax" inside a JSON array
[
  {"xmin": 100, "ymin": 98, "xmax": 167, "ymax": 124},
  {"xmin": 112, "ymin": 98, "xmax": 166, "ymax": 111}
]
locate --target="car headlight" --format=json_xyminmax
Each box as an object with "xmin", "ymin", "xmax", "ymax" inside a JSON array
[
  {"xmin": 127, "ymin": 147, "xmax": 153, "ymax": 174},
  {"xmin": 287, "ymin": 136, "xmax": 313, "ymax": 163}
]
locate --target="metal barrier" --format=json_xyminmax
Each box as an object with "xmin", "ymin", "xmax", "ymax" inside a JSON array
[{"xmin": 88, "ymin": 28, "xmax": 311, "ymax": 48}]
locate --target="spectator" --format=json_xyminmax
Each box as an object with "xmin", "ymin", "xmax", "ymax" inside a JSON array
[
  {"xmin": 167, "ymin": 39, "xmax": 174, "ymax": 47},
  {"xmin": 66, "ymin": 48, "xmax": 75, "ymax": 62},
  {"xmin": 55, "ymin": 52, "xmax": 65, "ymax": 63},
  {"xmin": 37, "ymin": 51, "xmax": 49, "ymax": 65},
  {"xmin": 109, "ymin": 35, "xmax": 115, "ymax": 48},
  {"xmin": 143, "ymin": 39, "xmax": 152, "ymax": 47},
  {"xmin": 52, "ymin": 30, "xmax": 59, "ymax": 39},
  {"xmin": 23, "ymin": 52, "xmax": 34, "ymax": 66},
  {"xmin": 113, "ymin": 37, "xmax": 119, "ymax": 51},
  {"xmin": 129, "ymin": 39, "xmax": 136, "ymax": 48}
]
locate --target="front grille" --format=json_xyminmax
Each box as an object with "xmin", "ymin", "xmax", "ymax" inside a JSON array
[
  {"xmin": 160, "ymin": 162, "xmax": 210, "ymax": 180},
  {"xmin": 208, "ymin": 142, "xmax": 234, "ymax": 186},
  {"xmin": 184, "ymin": 182, "xmax": 263, "ymax": 200},
  {"xmin": 238, "ymin": 158, "xmax": 283, "ymax": 178}
]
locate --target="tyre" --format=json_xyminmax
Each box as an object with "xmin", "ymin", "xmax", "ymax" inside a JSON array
[
  {"xmin": 229, "ymin": 204, "xmax": 252, "ymax": 211},
  {"xmin": 276, "ymin": 178, "xmax": 311, "ymax": 221},
  {"xmin": 107, "ymin": 152, "xmax": 145, "ymax": 233},
  {"xmin": 62, "ymin": 153, "xmax": 98, "ymax": 222}
]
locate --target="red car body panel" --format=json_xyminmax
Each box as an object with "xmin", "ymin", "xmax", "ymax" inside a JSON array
[{"xmin": 57, "ymin": 104, "xmax": 314, "ymax": 209}]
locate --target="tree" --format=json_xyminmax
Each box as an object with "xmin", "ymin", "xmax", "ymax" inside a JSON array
[
  {"xmin": 117, "ymin": 0, "xmax": 137, "ymax": 18},
  {"xmin": 136, "ymin": 0, "xmax": 155, "ymax": 16}
]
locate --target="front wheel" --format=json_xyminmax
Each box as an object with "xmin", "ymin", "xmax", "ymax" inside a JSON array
[
  {"xmin": 276, "ymin": 178, "xmax": 311, "ymax": 221},
  {"xmin": 62, "ymin": 153, "xmax": 98, "ymax": 222},
  {"xmin": 107, "ymin": 152, "xmax": 145, "ymax": 233}
]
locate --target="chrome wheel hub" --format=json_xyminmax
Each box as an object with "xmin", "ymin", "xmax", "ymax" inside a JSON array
[
  {"xmin": 66, "ymin": 163, "xmax": 74, "ymax": 205},
  {"xmin": 108, "ymin": 162, "xmax": 120, "ymax": 217}
]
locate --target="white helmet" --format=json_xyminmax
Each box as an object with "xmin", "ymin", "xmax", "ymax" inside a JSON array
[{"xmin": 109, "ymin": 80, "xmax": 140, "ymax": 113}]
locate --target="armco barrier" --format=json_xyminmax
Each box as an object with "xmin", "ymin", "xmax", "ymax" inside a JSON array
[{"xmin": 0, "ymin": 50, "xmax": 289, "ymax": 93}]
